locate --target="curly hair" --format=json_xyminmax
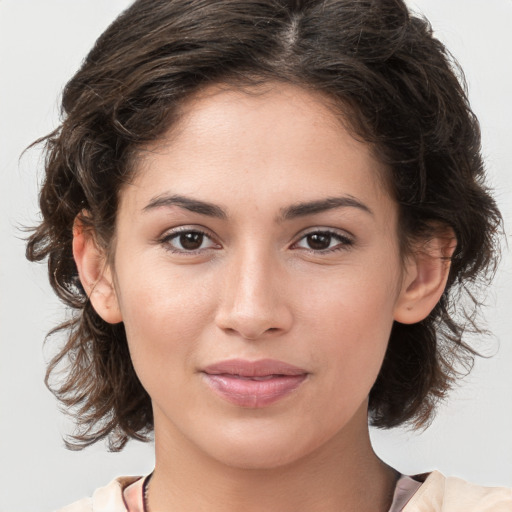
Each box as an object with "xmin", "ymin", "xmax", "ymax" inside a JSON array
[{"xmin": 26, "ymin": 0, "xmax": 502, "ymax": 450}]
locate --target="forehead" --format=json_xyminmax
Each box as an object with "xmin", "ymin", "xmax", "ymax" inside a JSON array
[{"xmin": 126, "ymin": 82, "xmax": 392, "ymax": 216}]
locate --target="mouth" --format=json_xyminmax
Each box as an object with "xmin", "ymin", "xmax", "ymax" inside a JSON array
[{"xmin": 201, "ymin": 359, "xmax": 309, "ymax": 408}]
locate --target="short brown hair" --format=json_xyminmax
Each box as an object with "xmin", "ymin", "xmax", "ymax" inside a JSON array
[{"xmin": 27, "ymin": 0, "xmax": 502, "ymax": 450}]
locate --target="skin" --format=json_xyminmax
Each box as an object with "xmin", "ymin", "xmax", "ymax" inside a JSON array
[{"xmin": 74, "ymin": 83, "xmax": 453, "ymax": 511}]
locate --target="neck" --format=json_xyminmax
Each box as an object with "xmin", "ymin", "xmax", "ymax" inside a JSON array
[{"xmin": 147, "ymin": 406, "xmax": 397, "ymax": 512}]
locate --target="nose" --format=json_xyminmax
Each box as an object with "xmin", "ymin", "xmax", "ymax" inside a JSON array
[{"xmin": 214, "ymin": 249, "xmax": 293, "ymax": 341}]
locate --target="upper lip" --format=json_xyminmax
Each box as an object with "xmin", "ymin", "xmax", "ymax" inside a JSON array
[{"xmin": 202, "ymin": 358, "xmax": 308, "ymax": 377}]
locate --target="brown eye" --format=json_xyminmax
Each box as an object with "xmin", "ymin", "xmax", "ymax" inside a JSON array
[
  {"xmin": 306, "ymin": 233, "xmax": 332, "ymax": 250},
  {"xmin": 295, "ymin": 230, "xmax": 353, "ymax": 253},
  {"xmin": 179, "ymin": 232, "xmax": 204, "ymax": 250},
  {"xmin": 162, "ymin": 229, "xmax": 218, "ymax": 254}
]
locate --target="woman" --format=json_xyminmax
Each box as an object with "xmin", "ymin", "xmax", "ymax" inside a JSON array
[{"xmin": 23, "ymin": 0, "xmax": 510, "ymax": 510}]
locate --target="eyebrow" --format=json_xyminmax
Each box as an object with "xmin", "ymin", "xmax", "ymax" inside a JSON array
[
  {"xmin": 143, "ymin": 194, "xmax": 228, "ymax": 219},
  {"xmin": 279, "ymin": 196, "xmax": 373, "ymax": 221},
  {"xmin": 142, "ymin": 193, "xmax": 373, "ymax": 220}
]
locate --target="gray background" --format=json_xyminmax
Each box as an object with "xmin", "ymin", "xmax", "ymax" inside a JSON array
[{"xmin": 1, "ymin": 1, "xmax": 511, "ymax": 510}]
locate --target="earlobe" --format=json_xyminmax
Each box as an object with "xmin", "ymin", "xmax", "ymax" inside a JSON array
[
  {"xmin": 393, "ymin": 231, "xmax": 456, "ymax": 324},
  {"xmin": 72, "ymin": 216, "xmax": 123, "ymax": 324}
]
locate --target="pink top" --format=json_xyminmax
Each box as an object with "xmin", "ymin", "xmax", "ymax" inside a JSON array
[
  {"xmin": 388, "ymin": 475, "xmax": 424, "ymax": 511},
  {"xmin": 123, "ymin": 477, "xmax": 145, "ymax": 512},
  {"xmin": 122, "ymin": 474, "xmax": 423, "ymax": 512}
]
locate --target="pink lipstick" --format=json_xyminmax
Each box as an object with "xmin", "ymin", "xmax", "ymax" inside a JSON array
[{"xmin": 201, "ymin": 359, "xmax": 308, "ymax": 408}]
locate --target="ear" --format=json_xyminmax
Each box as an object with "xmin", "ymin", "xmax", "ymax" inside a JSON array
[
  {"xmin": 72, "ymin": 215, "xmax": 123, "ymax": 324},
  {"xmin": 393, "ymin": 229, "xmax": 457, "ymax": 324}
]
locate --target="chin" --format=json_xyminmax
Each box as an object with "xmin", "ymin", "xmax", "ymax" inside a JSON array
[
  {"xmin": 213, "ymin": 443, "xmax": 306, "ymax": 470},
  {"xmin": 197, "ymin": 421, "xmax": 334, "ymax": 471}
]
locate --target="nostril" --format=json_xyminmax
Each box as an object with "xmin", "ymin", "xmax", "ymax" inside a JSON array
[{"xmin": 220, "ymin": 324, "xmax": 282, "ymax": 341}]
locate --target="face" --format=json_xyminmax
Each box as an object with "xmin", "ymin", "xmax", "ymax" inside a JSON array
[{"xmin": 108, "ymin": 83, "xmax": 409, "ymax": 469}]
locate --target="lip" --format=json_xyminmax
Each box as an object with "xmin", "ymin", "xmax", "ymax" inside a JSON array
[{"xmin": 201, "ymin": 358, "xmax": 308, "ymax": 408}]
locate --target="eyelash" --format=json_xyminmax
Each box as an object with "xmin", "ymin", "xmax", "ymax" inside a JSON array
[
  {"xmin": 159, "ymin": 227, "xmax": 217, "ymax": 255},
  {"xmin": 159, "ymin": 227, "xmax": 354, "ymax": 255},
  {"xmin": 293, "ymin": 230, "xmax": 354, "ymax": 254}
]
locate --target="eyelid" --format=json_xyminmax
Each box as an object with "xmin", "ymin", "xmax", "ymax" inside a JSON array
[
  {"xmin": 159, "ymin": 225, "xmax": 221, "ymax": 254},
  {"xmin": 291, "ymin": 227, "xmax": 355, "ymax": 253}
]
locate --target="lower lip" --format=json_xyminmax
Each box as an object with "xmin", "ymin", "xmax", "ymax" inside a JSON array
[{"xmin": 202, "ymin": 373, "xmax": 308, "ymax": 408}]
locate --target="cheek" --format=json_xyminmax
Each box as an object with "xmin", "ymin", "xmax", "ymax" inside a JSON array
[
  {"xmin": 302, "ymin": 268, "xmax": 398, "ymax": 381},
  {"xmin": 113, "ymin": 262, "xmax": 214, "ymax": 380}
]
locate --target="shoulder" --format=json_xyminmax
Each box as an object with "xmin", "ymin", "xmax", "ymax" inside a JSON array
[
  {"xmin": 55, "ymin": 476, "xmax": 141, "ymax": 512},
  {"xmin": 404, "ymin": 471, "xmax": 512, "ymax": 512}
]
